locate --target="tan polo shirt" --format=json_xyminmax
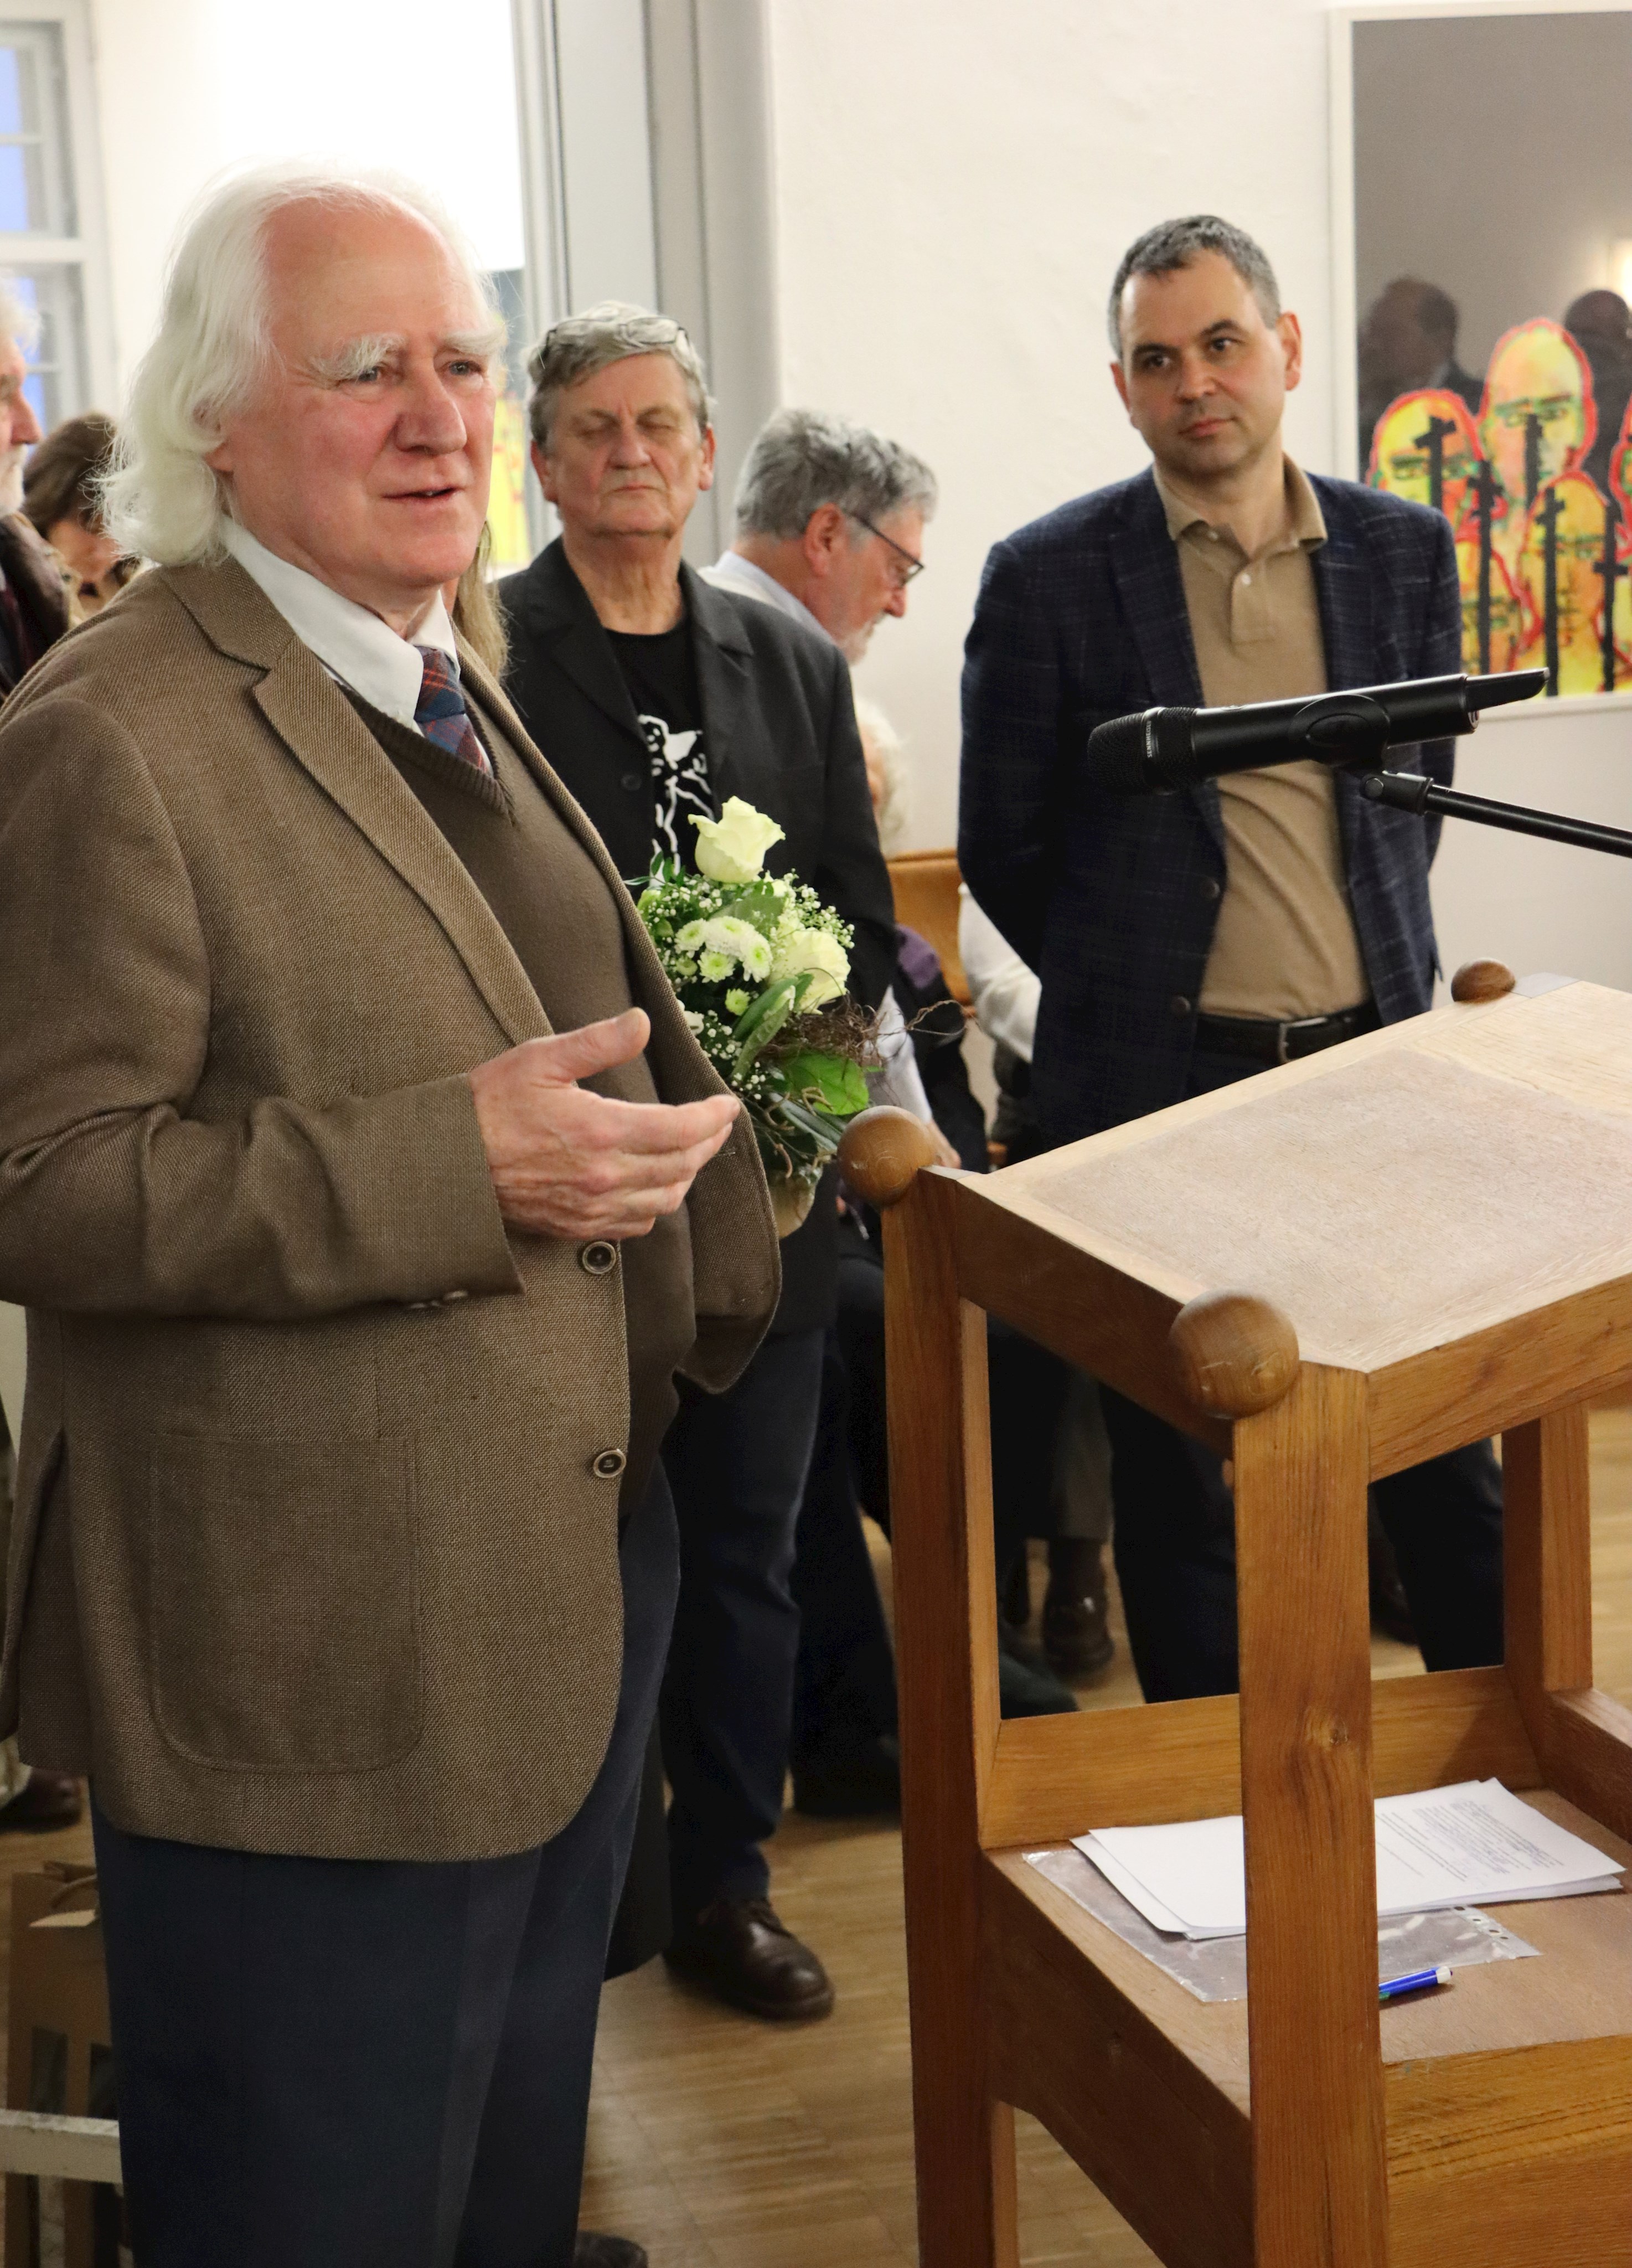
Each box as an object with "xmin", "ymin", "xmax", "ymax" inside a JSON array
[{"xmin": 1154, "ymin": 460, "xmax": 1370, "ymax": 1020}]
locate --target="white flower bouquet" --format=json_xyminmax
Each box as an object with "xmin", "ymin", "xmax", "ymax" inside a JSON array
[{"xmin": 635, "ymin": 797, "xmax": 876, "ymax": 1234}]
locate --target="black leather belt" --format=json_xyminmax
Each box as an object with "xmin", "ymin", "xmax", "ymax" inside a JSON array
[{"xmin": 1193, "ymin": 1002, "xmax": 1380, "ymax": 1066}]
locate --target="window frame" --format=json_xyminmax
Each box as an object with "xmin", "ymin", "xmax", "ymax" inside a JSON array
[{"xmin": 0, "ymin": 0, "xmax": 114, "ymax": 421}]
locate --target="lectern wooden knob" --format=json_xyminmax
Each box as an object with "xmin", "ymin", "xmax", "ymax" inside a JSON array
[
  {"xmin": 836, "ymin": 1106, "xmax": 941, "ymax": 1209},
  {"xmin": 1170, "ymin": 1289, "xmax": 1300, "ymax": 1419},
  {"xmin": 1450, "ymin": 958, "xmax": 1516, "ymax": 1003}
]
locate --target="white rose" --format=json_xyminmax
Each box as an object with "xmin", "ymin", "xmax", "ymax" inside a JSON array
[
  {"xmin": 769, "ymin": 922, "xmax": 850, "ymax": 1007},
  {"xmin": 691, "ymin": 797, "xmax": 787, "ymax": 884}
]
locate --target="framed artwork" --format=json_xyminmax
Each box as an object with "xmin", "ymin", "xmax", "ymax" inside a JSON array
[{"xmin": 1331, "ymin": 2, "xmax": 1632, "ymax": 700}]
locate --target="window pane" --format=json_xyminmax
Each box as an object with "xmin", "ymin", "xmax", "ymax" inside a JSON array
[
  {"xmin": 0, "ymin": 24, "xmax": 73, "ymax": 235},
  {"xmin": 10, "ymin": 266, "xmax": 85, "ymax": 432},
  {"xmin": 0, "ymin": 47, "xmax": 22, "ymax": 137},
  {"xmin": 0, "ymin": 141, "xmax": 44, "ymax": 233},
  {"xmin": 484, "ymin": 268, "xmax": 534, "ymax": 571}
]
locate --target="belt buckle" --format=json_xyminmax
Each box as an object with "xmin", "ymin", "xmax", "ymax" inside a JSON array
[{"xmin": 1276, "ymin": 1014, "xmax": 1328, "ymax": 1065}]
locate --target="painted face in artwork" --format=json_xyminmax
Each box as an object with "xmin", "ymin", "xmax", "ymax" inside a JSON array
[
  {"xmin": 1367, "ymin": 388, "xmax": 1485, "ymax": 533},
  {"xmin": 1515, "ymin": 468, "xmax": 1620, "ymax": 695},
  {"xmin": 1454, "ymin": 533, "xmax": 1525, "ymax": 673},
  {"xmin": 1607, "ymin": 390, "xmax": 1632, "ymax": 530},
  {"xmin": 1479, "ymin": 321, "xmax": 1595, "ymax": 513}
]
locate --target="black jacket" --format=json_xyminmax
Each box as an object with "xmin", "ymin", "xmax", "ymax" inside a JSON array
[
  {"xmin": 0, "ymin": 513, "xmax": 70, "ymax": 698},
  {"xmin": 498, "ymin": 539, "xmax": 896, "ymax": 1334}
]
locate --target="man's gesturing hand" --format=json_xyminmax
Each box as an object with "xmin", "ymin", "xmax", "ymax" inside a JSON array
[{"xmin": 468, "ymin": 1008, "xmax": 740, "ymax": 1240}]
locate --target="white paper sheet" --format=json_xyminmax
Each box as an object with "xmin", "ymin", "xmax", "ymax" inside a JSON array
[{"xmin": 1073, "ymin": 1780, "xmax": 1624, "ymax": 1940}]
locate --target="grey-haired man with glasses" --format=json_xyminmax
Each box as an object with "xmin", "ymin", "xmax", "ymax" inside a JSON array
[{"xmin": 707, "ymin": 406, "xmax": 934, "ymax": 662}]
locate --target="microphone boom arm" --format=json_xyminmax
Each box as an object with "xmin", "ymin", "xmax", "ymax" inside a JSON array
[{"xmin": 1361, "ymin": 770, "xmax": 1632, "ymax": 861}]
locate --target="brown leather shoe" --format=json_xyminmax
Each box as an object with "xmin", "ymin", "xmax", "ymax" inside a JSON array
[
  {"xmin": 664, "ymin": 1897, "xmax": 835, "ymax": 2021},
  {"xmin": 0, "ymin": 1771, "xmax": 82, "ymax": 1831},
  {"xmin": 1042, "ymin": 1538, "xmax": 1114, "ymax": 1677}
]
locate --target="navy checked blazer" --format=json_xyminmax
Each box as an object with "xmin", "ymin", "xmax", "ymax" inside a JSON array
[{"xmin": 958, "ymin": 467, "xmax": 1461, "ymax": 1145}]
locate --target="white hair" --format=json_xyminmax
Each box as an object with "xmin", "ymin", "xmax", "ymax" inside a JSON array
[
  {"xmin": 854, "ymin": 694, "xmax": 911, "ymax": 852},
  {"xmin": 101, "ymin": 161, "xmax": 505, "ymax": 565}
]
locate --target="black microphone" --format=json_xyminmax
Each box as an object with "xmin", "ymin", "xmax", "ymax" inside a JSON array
[{"xmin": 1084, "ymin": 669, "xmax": 1547, "ymax": 794}]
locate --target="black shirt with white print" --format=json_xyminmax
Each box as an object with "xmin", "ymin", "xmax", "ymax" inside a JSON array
[{"xmin": 605, "ymin": 618, "xmax": 713, "ymax": 870}]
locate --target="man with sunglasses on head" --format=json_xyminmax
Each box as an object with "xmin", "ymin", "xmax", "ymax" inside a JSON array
[
  {"xmin": 499, "ymin": 310, "xmax": 898, "ymax": 2029},
  {"xmin": 706, "ymin": 407, "xmax": 933, "ymax": 662}
]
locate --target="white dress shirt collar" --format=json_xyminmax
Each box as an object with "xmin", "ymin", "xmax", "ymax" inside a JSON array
[
  {"xmin": 221, "ymin": 519, "xmax": 458, "ymax": 735},
  {"xmin": 702, "ymin": 550, "xmax": 831, "ymax": 646}
]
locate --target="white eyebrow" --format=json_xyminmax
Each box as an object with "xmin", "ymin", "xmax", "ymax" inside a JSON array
[
  {"xmin": 305, "ymin": 333, "xmax": 406, "ymax": 385},
  {"xmin": 449, "ymin": 319, "xmax": 508, "ymax": 365},
  {"xmin": 304, "ymin": 320, "xmax": 507, "ymax": 386}
]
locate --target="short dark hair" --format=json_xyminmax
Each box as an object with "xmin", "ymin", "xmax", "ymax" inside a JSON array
[
  {"xmin": 1411, "ymin": 281, "xmax": 1459, "ymax": 350},
  {"xmin": 22, "ymin": 411, "xmax": 117, "ymax": 535},
  {"xmin": 1108, "ymin": 215, "xmax": 1280, "ymax": 357}
]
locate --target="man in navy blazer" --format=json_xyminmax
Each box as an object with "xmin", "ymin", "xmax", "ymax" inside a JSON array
[{"xmin": 959, "ymin": 215, "xmax": 1503, "ymax": 1703}]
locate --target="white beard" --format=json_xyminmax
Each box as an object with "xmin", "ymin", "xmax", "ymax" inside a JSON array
[{"xmin": 0, "ymin": 446, "xmax": 27, "ymax": 516}]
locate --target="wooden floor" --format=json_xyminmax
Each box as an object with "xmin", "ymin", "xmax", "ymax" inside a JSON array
[
  {"xmin": 577, "ymin": 1410, "xmax": 1632, "ymax": 2268},
  {"xmin": 1, "ymin": 1415, "xmax": 1629, "ymax": 2266}
]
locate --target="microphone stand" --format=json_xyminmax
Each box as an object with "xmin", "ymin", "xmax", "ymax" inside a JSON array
[{"xmin": 1360, "ymin": 767, "xmax": 1632, "ymax": 860}]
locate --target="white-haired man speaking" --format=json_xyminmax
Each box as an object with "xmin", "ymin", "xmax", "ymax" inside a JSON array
[{"xmin": 0, "ymin": 166, "xmax": 778, "ymax": 2267}]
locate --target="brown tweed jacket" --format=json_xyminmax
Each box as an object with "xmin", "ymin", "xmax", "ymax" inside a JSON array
[{"xmin": 0, "ymin": 558, "xmax": 778, "ymax": 1862}]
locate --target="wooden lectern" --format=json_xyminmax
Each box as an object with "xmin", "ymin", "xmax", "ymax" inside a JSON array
[{"xmin": 838, "ymin": 970, "xmax": 1632, "ymax": 2268}]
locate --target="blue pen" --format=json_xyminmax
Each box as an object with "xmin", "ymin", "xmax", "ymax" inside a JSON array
[{"xmin": 1378, "ymin": 1963, "xmax": 1452, "ymax": 2004}]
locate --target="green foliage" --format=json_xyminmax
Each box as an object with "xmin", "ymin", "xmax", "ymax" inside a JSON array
[{"xmin": 632, "ymin": 831, "xmax": 874, "ymax": 1200}]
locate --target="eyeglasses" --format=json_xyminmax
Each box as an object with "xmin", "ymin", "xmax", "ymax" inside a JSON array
[{"xmin": 846, "ymin": 511, "xmax": 926, "ymax": 587}]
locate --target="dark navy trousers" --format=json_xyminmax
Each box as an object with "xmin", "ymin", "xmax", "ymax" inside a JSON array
[
  {"xmin": 92, "ymin": 1470, "xmax": 679, "ymax": 2268},
  {"xmin": 1103, "ymin": 1043, "xmax": 1505, "ymax": 1702},
  {"xmin": 660, "ymin": 1327, "xmax": 825, "ymax": 1919}
]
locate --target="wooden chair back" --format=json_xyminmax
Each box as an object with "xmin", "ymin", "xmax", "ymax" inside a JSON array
[{"xmin": 886, "ymin": 849, "xmax": 969, "ymax": 1006}]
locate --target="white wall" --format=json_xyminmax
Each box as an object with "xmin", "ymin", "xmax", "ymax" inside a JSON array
[
  {"xmin": 761, "ymin": 0, "xmax": 1632, "ymax": 991},
  {"xmin": 1354, "ymin": 11, "xmax": 1632, "ymax": 374},
  {"xmin": 89, "ymin": 0, "xmax": 524, "ymax": 391},
  {"xmin": 763, "ymin": 0, "xmax": 1337, "ymax": 848}
]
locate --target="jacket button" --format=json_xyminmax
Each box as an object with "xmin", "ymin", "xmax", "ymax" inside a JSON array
[
  {"xmin": 1200, "ymin": 877, "xmax": 1221, "ymax": 902},
  {"xmin": 579, "ymin": 1241, "xmax": 618, "ymax": 1275},
  {"xmin": 1169, "ymin": 994, "xmax": 1193, "ymax": 1017},
  {"xmin": 621, "ymin": 771, "xmax": 643, "ymax": 793},
  {"xmin": 592, "ymin": 1448, "xmax": 627, "ymax": 1480}
]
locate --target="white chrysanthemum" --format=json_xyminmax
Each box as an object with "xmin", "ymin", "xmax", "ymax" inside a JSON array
[
  {"xmin": 675, "ymin": 915, "xmax": 773, "ymax": 982},
  {"xmin": 691, "ymin": 797, "xmax": 786, "ymax": 884},
  {"xmin": 681, "ymin": 1008, "xmax": 705, "ymax": 1033},
  {"xmin": 769, "ymin": 922, "xmax": 850, "ymax": 1007}
]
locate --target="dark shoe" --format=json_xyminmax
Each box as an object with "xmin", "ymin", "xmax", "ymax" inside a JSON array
[
  {"xmin": 1000, "ymin": 1550, "xmax": 1033, "ymax": 1632},
  {"xmin": 792, "ymin": 1734, "xmax": 900, "ymax": 1818},
  {"xmin": 574, "ymin": 2239, "xmax": 647, "ymax": 2268},
  {"xmin": 1042, "ymin": 1538, "xmax": 1115, "ymax": 1677},
  {"xmin": 998, "ymin": 1622, "xmax": 1078, "ymax": 1717},
  {"xmin": 665, "ymin": 1897, "xmax": 835, "ymax": 2021},
  {"xmin": 0, "ymin": 1772, "xmax": 82, "ymax": 1831}
]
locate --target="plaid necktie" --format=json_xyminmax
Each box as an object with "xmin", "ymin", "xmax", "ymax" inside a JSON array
[{"xmin": 414, "ymin": 646, "xmax": 493, "ymax": 776}]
